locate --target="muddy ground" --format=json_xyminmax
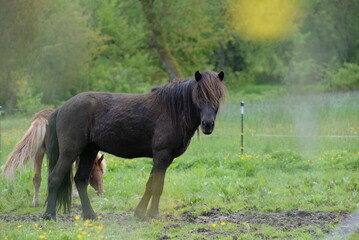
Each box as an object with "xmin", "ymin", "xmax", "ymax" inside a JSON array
[{"xmin": 0, "ymin": 206, "xmax": 356, "ymax": 239}]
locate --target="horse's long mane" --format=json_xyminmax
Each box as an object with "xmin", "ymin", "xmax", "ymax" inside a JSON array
[{"xmin": 154, "ymin": 70, "xmax": 226, "ymax": 130}]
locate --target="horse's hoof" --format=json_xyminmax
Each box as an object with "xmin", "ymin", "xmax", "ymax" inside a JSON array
[
  {"xmin": 134, "ymin": 209, "xmax": 147, "ymax": 220},
  {"xmin": 97, "ymin": 192, "xmax": 104, "ymax": 197},
  {"xmin": 146, "ymin": 210, "xmax": 160, "ymax": 219},
  {"xmin": 42, "ymin": 213, "xmax": 56, "ymax": 221}
]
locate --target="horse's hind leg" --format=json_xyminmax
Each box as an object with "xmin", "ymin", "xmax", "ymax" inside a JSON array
[
  {"xmin": 75, "ymin": 146, "xmax": 98, "ymax": 220},
  {"xmin": 45, "ymin": 152, "xmax": 77, "ymax": 220},
  {"xmin": 33, "ymin": 147, "xmax": 45, "ymax": 207}
]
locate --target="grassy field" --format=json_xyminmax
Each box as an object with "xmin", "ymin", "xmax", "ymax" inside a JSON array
[{"xmin": 0, "ymin": 88, "xmax": 358, "ymax": 239}]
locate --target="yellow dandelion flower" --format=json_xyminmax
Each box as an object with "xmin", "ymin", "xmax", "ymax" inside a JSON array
[
  {"xmin": 97, "ymin": 215, "xmax": 103, "ymax": 219},
  {"xmin": 39, "ymin": 235, "xmax": 47, "ymax": 239},
  {"xmin": 34, "ymin": 223, "xmax": 39, "ymax": 228},
  {"xmin": 75, "ymin": 216, "xmax": 81, "ymax": 220},
  {"xmin": 82, "ymin": 231, "xmax": 87, "ymax": 235},
  {"xmin": 211, "ymin": 223, "xmax": 217, "ymax": 227},
  {"xmin": 77, "ymin": 234, "xmax": 83, "ymax": 239},
  {"xmin": 220, "ymin": 222, "xmax": 226, "ymax": 226},
  {"xmin": 78, "ymin": 228, "xmax": 83, "ymax": 231},
  {"xmin": 96, "ymin": 226, "xmax": 104, "ymax": 230},
  {"xmin": 100, "ymin": 235, "xmax": 105, "ymax": 239}
]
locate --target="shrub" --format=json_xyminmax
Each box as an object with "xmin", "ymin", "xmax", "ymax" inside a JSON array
[{"xmin": 330, "ymin": 63, "xmax": 359, "ymax": 90}]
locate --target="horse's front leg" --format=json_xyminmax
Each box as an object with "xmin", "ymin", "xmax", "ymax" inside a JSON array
[
  {"xmin": 135, "ymin": 169, "xmax": 153, "ymax": 219},
  {"xmin": 146, "ymin": 151, "xmax": 172, "ymax": 219}
]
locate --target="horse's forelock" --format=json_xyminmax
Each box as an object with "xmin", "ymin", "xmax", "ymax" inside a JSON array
[
  {"xmin": 154, "ymin": 71, "xmax": 226, "ymax": 130},
  {"xmin": 192, "ymin": 71, "xmax": 226, "ymax": 108}
]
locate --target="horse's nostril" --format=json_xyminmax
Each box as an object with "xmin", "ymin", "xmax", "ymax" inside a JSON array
[
  {"xmin": 201, "ymin": 120, "xmax": 206, "ymax": 127},
  {"xmin": 201, "ymin": 120, "xmax": 214, "ymax": 129}
]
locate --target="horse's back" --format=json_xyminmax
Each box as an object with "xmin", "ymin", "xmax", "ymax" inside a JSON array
[{"xmin": 55, "ymin": 91, "xmax": 158, "ymax": 158}]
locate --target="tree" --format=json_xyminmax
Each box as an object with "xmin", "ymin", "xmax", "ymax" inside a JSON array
[
  {"xmin": 0, "ymin": 0, "xmax": 42, "ymax": 105},
  {"xmin": 0, "ymin": 0, "xmax": 104, "ymax": 106},
  {"xmin": 140, "ymin": 0, "xmax": 183, "ymax": 80}
]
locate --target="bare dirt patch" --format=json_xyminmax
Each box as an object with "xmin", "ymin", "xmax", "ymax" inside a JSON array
[
  {"xmin": 181, "ymin": 207, "xmax": 348, "ymax": 231},
  {"xmin": 0, "ymin": 207, "xmax": 353, "ymax": 239}
]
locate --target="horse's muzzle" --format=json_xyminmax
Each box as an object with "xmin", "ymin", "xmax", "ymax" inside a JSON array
[{"xmin": 201, "ymin": 120, "xmax": 214, "ymax": 135}]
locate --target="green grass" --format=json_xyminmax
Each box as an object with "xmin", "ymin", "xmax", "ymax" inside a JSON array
[{"xmin": 0, "ymin": 90, "xmax": 358, "ymax": 239}]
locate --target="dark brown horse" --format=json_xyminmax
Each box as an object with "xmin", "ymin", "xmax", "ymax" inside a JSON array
[{"xmin": 44, "ymin": 70, "xmax": 226, "ymax": 220}]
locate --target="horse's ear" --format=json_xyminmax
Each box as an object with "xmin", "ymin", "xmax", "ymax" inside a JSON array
[
  {"xmin": 98, "ymin": 154, "xmax": 104, "ymax": 163},
  {"xmin": 195, "ymin": 71, "xmax": 202, "ymax": 82},
  {"xmin": 218, "ymin": 71, "xmax": 224, "ymax": 81}
]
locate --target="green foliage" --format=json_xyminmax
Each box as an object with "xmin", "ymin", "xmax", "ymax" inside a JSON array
[
  {"xmin": 16, "ymin": 92, "xmax": 53, "ymax": 116},
  {"xmin": 330, "ymin": 63, "xmax": 359, "ymax": 90},
  {"xmin": 89, "ymin": 0, "xmax": 163, "ymax": 93},
  {"xmin": 0, "ymin": 0, "xmax": 105, "ymax": 106},
  {"xmin": 1, "ymin": 0, "xmax": 359, "ymax": 108}
]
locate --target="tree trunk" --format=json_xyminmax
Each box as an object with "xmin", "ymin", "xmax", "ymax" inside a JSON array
[{"xmin": 141, "ymin": 0, "xmax": 183, "ymax": 81}]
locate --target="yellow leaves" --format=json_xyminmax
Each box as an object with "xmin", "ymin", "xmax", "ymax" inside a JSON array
[{"xmin": 228, "ymin": 0, "xmax": 304, "ymax": 42}]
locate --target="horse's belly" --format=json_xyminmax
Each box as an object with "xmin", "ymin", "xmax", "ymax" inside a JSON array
[
  {"xmin": 107, "ymin": 146, "xmax": 152, "ymax": 159},
  {"xmin": 96, "ymin": 136, "xmax": 153, "ymax": 159}
]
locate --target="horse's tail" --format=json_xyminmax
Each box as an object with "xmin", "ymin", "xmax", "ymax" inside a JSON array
[
  {"xmin": 2, "ymin": 111, "xmax": 50, "ymax": 179},
  {"xmin": 46, "ymin": 110, "xmax": 72, "ymax": 213}
]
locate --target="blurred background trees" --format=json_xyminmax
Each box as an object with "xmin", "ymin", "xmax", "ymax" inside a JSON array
[{"xmin": 0, "ymin": 0, "xmax": 358, "ymax": 108}]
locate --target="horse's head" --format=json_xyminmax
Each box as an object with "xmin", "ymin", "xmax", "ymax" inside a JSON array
[
  {"xmin": 89, "ymin": 154, "xmax": 106, "ymax": 196},
  {"xmin": 193, "ymin": 70, "xmax": 225, "ymax": 135}
]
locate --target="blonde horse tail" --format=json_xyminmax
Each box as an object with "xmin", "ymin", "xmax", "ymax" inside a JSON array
[{"xmin": 2, "ymin": 109, "xmax": 54, "ymax": 179}]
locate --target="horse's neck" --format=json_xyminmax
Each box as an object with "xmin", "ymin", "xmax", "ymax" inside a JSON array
[{"xmin": 182, "ymin": 108, "xmax": 201, "ymax": 139}]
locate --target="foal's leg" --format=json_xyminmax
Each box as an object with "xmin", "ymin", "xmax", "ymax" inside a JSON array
[
  {"xmin": 74, "ymin": 147, "xmax": 98, "ymax": 220},
  {"xmin": 33, "ymin": 147, "xmax": 45, "ymax": 207},
  {"xmin": 72, "ymin": 158, "xmax": 81, "ymax": 198}
]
